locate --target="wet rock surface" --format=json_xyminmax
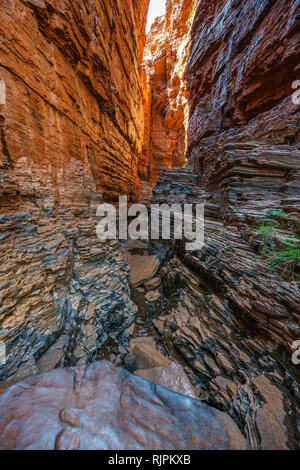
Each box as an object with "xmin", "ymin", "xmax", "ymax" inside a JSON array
[
  {"xmin": 126, "ymin": 336, "xmax": 171, "ymax": 371},
  {"xmin": 0, "ymin": 360, "xmax": 247, "ymax": 450},
  {"xmin": 125, "ymin": 253, "xmax": 160, "ymax": 287},
  {"xmin": 135, "ymin": 363, "xmax": 199, "ymax": 401}
]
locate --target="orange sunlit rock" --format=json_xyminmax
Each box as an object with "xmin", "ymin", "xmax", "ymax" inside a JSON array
[
  {"xmin": 139, "ymin": 0, "xmax": 198, "ymax": 203},
  {"xmin": 0, "ymin": 0, "xmax": 149, "ymax": 203}
]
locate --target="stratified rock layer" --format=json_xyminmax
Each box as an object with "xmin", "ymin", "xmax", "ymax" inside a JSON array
[
  {"xmin": 0, "ymin": 0, "xmax": 149, "ymax": 381},
  {"xmin": 0, "ymin": 0, "xmax": 149, "ymax": 203},
  {"xmin": 150, "ymin": 168, "xmax": 300, "ymax": 450},
  {"xmin": 140, "ymin": 0, "xmax": 198, "ymax": 202},
  {"xmin": 186, "ymin": 0, "xmax": 300, "ymax": 181},
  {"xmin": 0, "ymin": 212, "xmax": 138, "ymax": 381},
  {"xmin": 0, "ymin": 360, "xmax": 247, "ymax": 450}
]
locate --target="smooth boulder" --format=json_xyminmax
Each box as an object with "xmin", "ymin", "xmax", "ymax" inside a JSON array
[{"xmin": 0, "ymin": 360, "xmax": 247, "ymax": 450}]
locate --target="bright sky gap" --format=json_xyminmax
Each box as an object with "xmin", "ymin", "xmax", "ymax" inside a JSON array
[{"xmin": 146, "ymin": 0, "xmax": 166, "ymax": 33}]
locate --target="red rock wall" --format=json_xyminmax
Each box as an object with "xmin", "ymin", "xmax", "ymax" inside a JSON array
[
  {"xmin": 0, "ymin": 0, "xmax": 149, "ymax": 382},
  {"xmin": 140, "ymin": 0, "xmax": 198, "ymax": 203},
  {"xmin": 0, "ymin": 0, "xmax": 149, "ymax": 204},
  {"xmin": 186, "ymin": 0, "xmax": 300, "ymax": 192}
]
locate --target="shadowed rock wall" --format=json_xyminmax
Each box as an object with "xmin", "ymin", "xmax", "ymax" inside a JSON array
[
  {"xmin": 145, "ymin": 0, "xmax": 300, "ymax": 448},
  {"xmin": 186, "ymin": 0, "xmax": 300, "ymax": 203},
  {"xmin": 142, "ymin": 1, "xmax": 300, "ymax": 449}
]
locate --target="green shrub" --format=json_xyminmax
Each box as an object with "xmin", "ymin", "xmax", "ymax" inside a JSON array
[
  {"xmin": 254, "ymin": 222, "xmax": 278, "ymax": 254},
  {"xmin": 252, "ymin": 209, "xmax": 300, "ymax": 280},
  {"xmin": 268, "ymin": 239, "xmax": 300, "ymax": 281}
]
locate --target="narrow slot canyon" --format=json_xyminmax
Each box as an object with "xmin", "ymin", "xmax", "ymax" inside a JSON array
[{"xmin": 0, "ymin": 0, "xmax": 299, "ymax": 451}]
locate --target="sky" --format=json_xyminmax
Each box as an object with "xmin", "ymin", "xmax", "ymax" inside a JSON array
[{"xmin": 146, "ymin": 0, "xmax": 166, "ymax": 33}]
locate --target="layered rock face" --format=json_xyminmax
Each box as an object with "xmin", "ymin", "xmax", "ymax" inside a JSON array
[
  {"xmin": 139, "ymin": 0, "xmax": 198, "ymax": 202},
  {"xmin": 0, "ymin": 0, "xmax": 149, "ymax": 203},
  {"xmin": 150, "ymin": 169, "xmax": 300, "ymax": 449},
  {"xmin": 144, "ymin": 0, "xmax": 300, "ymax": 449},
  {"xmin": 186, "ymin": 0, "xmax": 300, "ymax": 216},
  {"xmin": 0, "ymin": 0, "xmax": 149, "ymax": 381}
]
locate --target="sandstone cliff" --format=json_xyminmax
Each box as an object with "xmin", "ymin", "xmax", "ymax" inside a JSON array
[
  {"xmin": 0, "ymin": 0, "xmax": 300, "ymax": 452},
  {"xmin": 140, "ymin": 0, "xmax": 198, "ymax": 202},
  {"xmin": 186, "ymin": 0, "xmax": 300, "ymax": 220},
  {"xmin": 0, "ymin": 0, "xmax": 149, "ymax": 204},
  {"xmin": 0, "ymin": 0, "xmax": 149, "ymax": 381}
]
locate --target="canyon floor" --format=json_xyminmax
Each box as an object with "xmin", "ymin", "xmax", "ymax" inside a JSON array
[{"xmin": 0, "ymin": 168, "xmax": 299, "ymax": 450}]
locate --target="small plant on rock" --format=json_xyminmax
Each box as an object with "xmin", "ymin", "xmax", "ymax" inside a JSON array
[
  {"xmin": 268, "ymin": 238, "xmax": 300, "ymax": 281},
  {"xmin": 254, "ymin": 222, "xmax": 278, "ymax": 254},
  {"xmin": 269, "ymin": 209, "xmax": 296, "ymax": 228},
  {"xmin": 252, "ymin": 208, "xmax": 300, "ymax": 280}
]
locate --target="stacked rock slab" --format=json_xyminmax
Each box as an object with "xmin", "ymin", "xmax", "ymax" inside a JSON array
[
  {"xmin": 150, "ymin": 168, "xmax": 300, "ymax": 449},
  {"xmin": 0, "ymin": 209, "xmax": 138, "ymax": 382},
  {"xmin": 139, "ymin": 0, "xmax": 199, "ymax": 203},
  {"xmin": 0, "ymin": 0, "xmax": 149, "ymax": 381}
]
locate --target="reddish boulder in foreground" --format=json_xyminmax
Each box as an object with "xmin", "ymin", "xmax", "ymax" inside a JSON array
[{"xmin": 0, "ymin": 361, "xmax": 247, "ymax": 450}]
